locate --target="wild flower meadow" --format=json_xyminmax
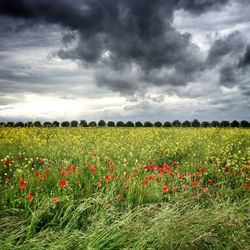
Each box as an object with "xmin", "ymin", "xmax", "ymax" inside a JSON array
[{"xmin": 0, "ymin": 127, "xmax": 249, "ymax": 249}]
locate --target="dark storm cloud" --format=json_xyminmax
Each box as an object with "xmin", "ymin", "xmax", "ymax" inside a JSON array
[
  {"xmin": 0, "ymin": 0, "xmax": 233, "ymax": 94},
  {"xmin": 207, "ymin": 32, "xmax": 245, "ymax": 66},
  {"xmin": 238, "ymin": 45, "xmax": 250, "ymax": 68},
  {"xmin": 219, "ymin": 64, "xmax": 236, "ymax": 87}
]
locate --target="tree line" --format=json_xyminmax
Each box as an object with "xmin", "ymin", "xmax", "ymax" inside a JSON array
[{"xmin": 0, "ymin": 119, "xmax": 249, "ymax": 128}]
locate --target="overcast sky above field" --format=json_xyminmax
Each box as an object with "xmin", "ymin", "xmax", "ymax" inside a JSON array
[{"xmin": 0, "ymin": 0, "xmax": 250, "ymax": 122}]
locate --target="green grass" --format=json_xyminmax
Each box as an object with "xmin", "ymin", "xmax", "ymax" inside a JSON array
[{"xmin": 0, "ymin": 128, "xmax": 249, "ymax": 249}]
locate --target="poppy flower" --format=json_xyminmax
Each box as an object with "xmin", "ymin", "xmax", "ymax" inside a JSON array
[
  {"xmin": 168, "ymin": 172, "xmax": 175, "ymax": 177},
  {"xmin": 224, "ymin": 165, "xmax": 229, "ymax": 171},
  {"xmin": 109, "ymin": 166, "xmax": 114, "ymax": 172},
  {"xmin": 35, "ymin": 171, "xmax": 40, "ymax": 177},
  {"xmin": 111, "ymin": 175, "xmax": 116, "ymax": 179},
  {"xmin": 40, "ymin": 175, "xmax": 46, "ymax": 182},
  {"xmin": 183, "ymin": 184, "xmax": 189, "ymax": 189},
  {"xmin": 199, "ymin": 167, "xmax": 206, "ymax": 173},
  {"xmin": 59, "ymin": 179, "xmax": 68, "ymax": 187},
  {"xmin": 27, "ymin": 194, "xmax": 33, "ymax": 201},
  {"xmin": 4, "ymin": 178, "xmax": 11, "ymax": 183},
  {"xmin": 19, "ymin": 179, "xmax": 26, "ymax": 185},
  {"xmin": 207, "ymin": 179, "xmax": 213, "ymax": 184},
  {"xmin": 116, "ymin": 194, "xmax": 121, "ymax": 201},
  {"xmin": 105, "ymin": 175, "xmax": 110, "ymax": 183},
  {"xmin": 143, "ymin": 179, "xmax": 149, "ymax": 185},
  {"xmin": 44, "ymin": 168, "xmax": 49, "ymax": 173},
  {"xmin": 92, "ymin": 151, "xmax": 97, "ymax": 157},
  {"xmin": 163, "ymin": 185, "xmax": 169, "ymax": 193},
  {"xmin": 61, "ymin": 171, "xmax": 66, "ymax": 176},
  {"xmin": 90, "ymin": 165, "xmax": 96, "ymax": 173},
  {"xmin": 194, "ymin": 172, "xmax": 200, "ymax": 178},
  {"xmin": 231, "ymin": 171, "xmax": 237, "ymax": 176},
  {"xmin": 38, "ymin": 159, "xmax": 44, "ymax": 164},
  {"xmin": 71, "ymin": 165, "xmax": 76, "ymax": 169},
  {"xmin": 20, "ymin": 185, "xmax": 26, "ymax": 191},
  {"xmin": 192, "ymin": 181, "xmax": 199, "ymax": 187},
  {"xmin": 5, "ymin": 159, "xmax": 11, "ymax": 166},
  {"xmin": 178, "ymin": 174, "xmax": 185, "ymax": 179},
  {"xmin": 163, "ymin": 164, "xmax": 170, "ymax": 171},
  {"xmin": 147, "ymin": 174, "xmax": 153, "ymax": 180},
  {"xmin": 246, "ymin": 160, "xmax": 250, "ymax": 165},
  {"xmin": 125, "ymin": 185, "xmax": 129, "ymax": 190},
  {"xmin": 53, "ymin": 197, "xmax": 59, "ymax": 203},
  {"xmin": 97, "ymin": 181, "xmax": 101, "ymax": 187},
  {"xmin": 203, "ymin": 187, "xmax": 208, "ymax": 192}
]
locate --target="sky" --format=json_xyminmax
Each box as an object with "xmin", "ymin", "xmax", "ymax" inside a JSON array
[{"xmin": 0, "ymin": 0, "xmax": 250, "ymax": 123}]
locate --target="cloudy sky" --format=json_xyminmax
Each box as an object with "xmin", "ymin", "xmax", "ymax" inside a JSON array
[{"xmin": 0, "ymin": 0, "xmax": 250, "ymax": 122}]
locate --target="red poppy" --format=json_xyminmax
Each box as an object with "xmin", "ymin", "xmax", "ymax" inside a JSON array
[
  {"xmin": 40, "ymin": 175, "xmax": 46, "ymax": 182},
  {"xmin": 71, "ymin": 164, "xmax": 76, "ymax": 169},
  {"xmin": 192, "ymin": 181, "xmax": 199, "ymax": 187},
  {"xmin": 4, "ymin": 178, "xmax": 11, "ymax": 183},
  {"xmin": 194, "ymin": 172, "xmax": 200, "ymax": 178},
  {"xmin": 61, "ymin": 171, "xmax": 66, "ymax": 176},
  {"xmin": 162, "ymin": 185, "xmax": 169, "ymax": 193},
  {"xmin": 199, "ymin": 167, "xmax": 206, "ymax": 173},
  {"xmin": 178, "ymin": 174, "xmax": 185, "ymax": 179},
  {"xmin": 246, "ymin": 160, "xmax": 250, "ymax": 165},
  {"xmin": 44, "ymin": 168, "xmax": 49, "ymax": 173},
  {"xmin": 243, "ymin": 183, "xmax": 250, "ymax": 190},
  {"xmin": 207, "ymin": 179, "xmax": 213, "ymax": 184},
  {"xmin": 183, "ymin": 184, "xmax": 189, "ymax": 189},
  {"xmin": 163, "ymin": 164, "xmax": 170, "ymax": 171},
  {"xmin": 107, "ymin": 158, "xmax": 112, "ymax": 163},
  {"xmin": 111, "ymin": 175, "xmax": 116, "ymax": 179},
  {"xmin": 92, "ymin": 151, "xmax": 97, "ymax": 157},
  {"xmin": 203, "ymin": 187, "xmax": 208, "ymax": 192},
  {"xmin": 53, "ymin": 197, "xmax": 59, "ymax": 203},
  {"xmin": 231, "ymin": 171, "xmax": 237, "ymax": 176},
  {"xmin": 147, "ymin": 174, "xmax": 153, "ymax": 180},
  {"xmin": 116, "ymin": 194, "xmax": 121, "ymax": 201},
  {"xmin": 143, "ymin": 179, "xmax": 149, "ymax": 185},
  {"xmin": 59, "ymin": 179, "xmax": 68, "ymax": 187},
  {"xmin": 35, "ymin": 171, "xmax": 40, "ymax": 177},
  {"xmin": 5, "ymin": 159, "xmax": 11, "ymax": 166},
  {"xmin": 20, "ymin": 185, "xmax": 26, "ymax": 191},
  {"xmin": 90, "ymin": 165, "xmax": 96, "ymax": 173},
  {"xmin": 27, "ymin": 194, "xmax": 33, "ymax": 201},
  {"xmin": 105, "ymin": 175, "xmax": 110, "ymax": 183},
  {"xmin": 125, "ymin": 185, "xmax": 129, "ymax": 190},
  {"xmin": 172, "ymin": 186, "xmax": 177, "ymax": 191},
  {"xmin": 39, "ymin": 159, "xmax": 44, "ymax": 164},
  {"xmin": 19, "ymin": 179, "xmax": 26, "ymax": 185},
  {"xmin": 109, "ymin": 166, "xmax": 114, "ymax": 172},
  {"xmin": 224, "ymin": 165, "xmax": 229, "ymax": 171},
  {"xmin": 97, "ymin": 181, "xmax": 101, "ymax": 187},
  {"xmin": 168, "ymin": 172, "xmax": 175, "ymax": 177}
]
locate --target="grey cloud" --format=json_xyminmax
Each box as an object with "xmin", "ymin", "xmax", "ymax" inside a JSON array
[{"xmin": 238, "ymin": 45, "xmax": 250, "ymax": 68}]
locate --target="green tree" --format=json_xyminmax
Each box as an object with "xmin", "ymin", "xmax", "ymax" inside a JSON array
[
  {"xmin": 135, "ymin": 121, "xmax": 143, "ymax": 127},
  {"xmin": 220, "ymin": 120, "xmax": 230, "ymax": 127},
  {"xmin": 211, "ymin": 121, "xmax": 220, "ymax": 127},
  {"xmin": 33, "ymin": 121, "xmax": 42, "ymax": 127},
  {"xmin": 172, "ymin": 120, "xmax": 181, "ymax": 127},
  {"xmin": 61, "ymin": 121, "xmax": 70, "ymax": 127},
  {"xmin": 88, "ymin": 121, "xmax": 97, "ymax": 127},
  {"xmin": 116, "ymin": 121, "xmax": 125, "ymax": 127},
  {"xmin": 14, "ymin": 122, "xmax": 24, "ymax": 127},
  {"xmin": 163, "ymin": 121, "xmax": 172, "ymax": 127},
  {"xmin": 79, "ymin": 120, "xmax": 88, "ymax": 127},
  {"xmin": 98, "ymin": 120, "xmax": 106, "ymax": 127},
  {"xmin": 71, "ymin": 120, "xmax": 78, "ymax": 127},
  {"xmin": 201, "ymin": 121, "xmax": 210, "ymax": 128},
  {"xmin": 107, "ymin": 121, "xmax": 115, "ymax": 127},
  {"xmin": 191, "ymin": 119, "xmax": 200, "ymax": 127},
  {"xmin": 182, "ymin": 120, "xmax": 191, "ymax": 127},
  {"xmin": 154, "ymin": 121, "xmax": 162, "ymax": 127},
  {"xmin": 231, "ymin": 120, "xmax": 239, "ymax": 128},
  {"xmin": 125, "ymin": 121, "xmax": 134, "ymax": 127},
  {"xmin": 144, "ymin": 121, "xmax": 153, "ymax": 127},
  {"xmin": 52, "ymin": 121, "xmax": 60, "ymax": 127},
  {"xmin": 43, "ymin": 121, "xmax": 52, "ymax": 127}
]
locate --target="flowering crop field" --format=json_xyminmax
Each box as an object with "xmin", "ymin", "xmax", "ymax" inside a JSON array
[{"xmin": 0, "ymin": 127, "xmax": 250, "ymax": 249}]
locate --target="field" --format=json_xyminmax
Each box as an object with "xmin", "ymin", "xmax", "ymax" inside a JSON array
[{"xmin": 0, "ymin": 127, "xmax": 249, "ymax": 249}]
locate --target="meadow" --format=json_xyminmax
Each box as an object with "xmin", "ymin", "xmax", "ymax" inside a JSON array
[{"xmin": 0, "ymin": 127, "xmax": 249, "ymax": 250}]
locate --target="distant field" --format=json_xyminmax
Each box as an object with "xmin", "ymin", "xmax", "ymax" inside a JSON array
[{"xmin": 0, "ymin": 128, "xmax": 249, "ymax": 249}]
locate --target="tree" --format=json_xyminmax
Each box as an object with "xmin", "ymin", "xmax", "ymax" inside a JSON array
[
  {"xmin": 201, "ymin": 121, "xmax": 210, "ymax": 128},
  {"xmin": 191, "ymin": 119, "xmax": 200, "ymax": 127},
  {"xmin": 43, "ymin": 121, "xmax": 52, "ymax": 127},
  {"xmin": 107, "ymin": 121, "xmax": 115, "ymax": 127},
  {"xmin": 231, "ymin": 120, "xmax": 239, "ymax": 128},
  {"xmin": 211, "ymin": 121, "xmax": 220, "ymax": 127},
  {"xmin": 172, "ymin": 120, "xmax": 181, "ymax": 127},
  {"xmin": 33, "ymin": 121, "xmax": 42, "ymax": 127},
  {"xmin": 71, "ymin": 120, "xmax": 78, "ymax": 127},
  {"xmin": 6, "ymin": 122, "xmax": 14, "ymax": 127},
  {"xmin": 154, "ymin": 121, "xmax": 162, "ymax": 127},
  {"xmin": 135, "ymin": 121, "xmax": 143, "ymax": 127},
  {"xmin": 25, "ymin": 121, "xmax": 33, "ymax": 127},
  {"xmin": 88, "ymin": 121, "xmax": 97, "ymax": 127},
  {"xmin": 0, "ymin": 122, "xmax": 5, "ymax": 127},
  {"xmin": 14, "ymin": 122, "xmax": 24, "ymax": 127},
  {"xmin": 163, "ymin": 121, "xmax": 172, "ymax": 127},
  {"xmin": 125, "ymin": 121, "xmax": 134, "ymax": 127},
  {"xmin": 240, "ymin": 120, "xmax": 250, "ymax": 128},
  {"xmin": 61, "ymin": 121, "xmax": 70, "ymax": 127},
  {"xmin": 116, "ymin": 121, "xmax": 125, "ymax": 127},
  {"xmin": 52, "ymin": 121, "xmax": 60, "ymax": 127},
  {"xmin": 144, "ymin": 121, "xmax": 153, "ymax": 127},
  {"xmin": 182, "ymin": 120, "xmax": 191, "ymax": 127},
  {"xmin": 79, "ymin": 120, "xmax": 88, "ymax": 127},
  {"xmin": 220, "ymin": 120, "xmax": 230, "ymax": 127},
  {"xmin": 98, "ymin": 120, "xmax": 106, "ymax": 127}
]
